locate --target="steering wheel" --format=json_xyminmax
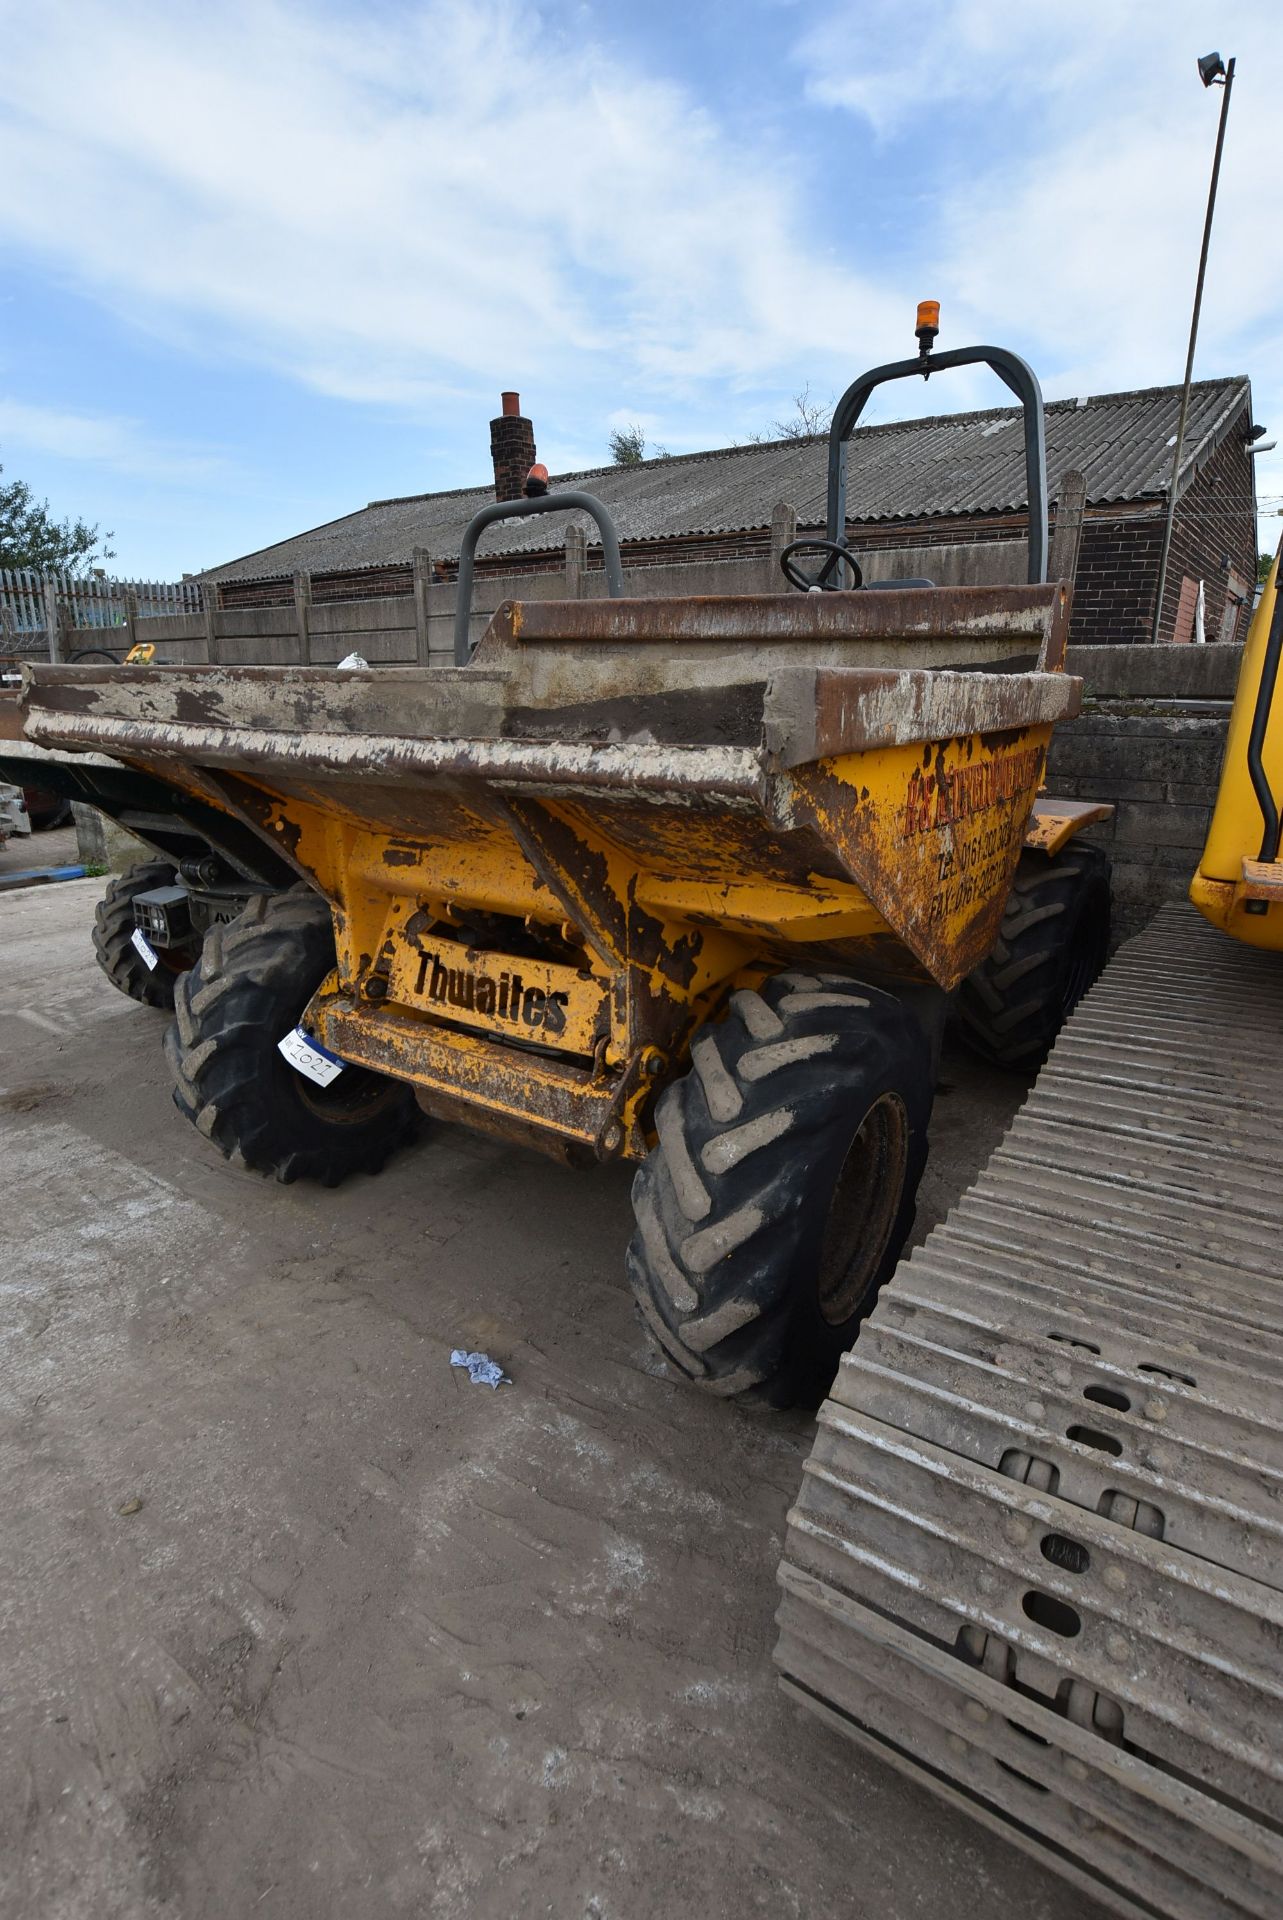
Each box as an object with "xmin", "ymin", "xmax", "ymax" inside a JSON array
[{"xmin": 779, "ymin": 538, "xmax": 863, "ymax": 593}]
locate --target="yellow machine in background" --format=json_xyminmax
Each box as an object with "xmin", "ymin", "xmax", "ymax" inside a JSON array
[{"xmin": 1191, "ymin": 541, "xmax": 1283, "ymax": 946}]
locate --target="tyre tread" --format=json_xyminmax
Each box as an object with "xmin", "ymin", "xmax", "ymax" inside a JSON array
[
  {"xmin": 91, "ymin": 859, "xmax": 185, "ymax": 1009},
  {"xmin": 627, "ymin": 974, "xmax": 931, "ymax": 1407},
  {"xmin": 958, "ymin": 844, "xmax": 1111, "ymax": 1069},
  {"xmin": 163, "ymin": 887, "xmax": 417, "ymax": 1185}
]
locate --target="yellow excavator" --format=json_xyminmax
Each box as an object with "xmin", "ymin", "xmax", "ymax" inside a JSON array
[
  {"xmin": 1190, "ymin": 548, "xmax": 1283, "ymax": 941},
  {"xmin": 777, "ymin": 548, "xmax": 1283, "ymax": 1919}
]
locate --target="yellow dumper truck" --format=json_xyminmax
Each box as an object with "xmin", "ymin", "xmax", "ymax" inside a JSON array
[{"xmin": 21, "ymin": 317, "xmax": 1109, "ymax": 1407}]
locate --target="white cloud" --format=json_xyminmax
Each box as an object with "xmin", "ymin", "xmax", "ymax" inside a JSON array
[
  {"xmin": 0, "ymin": 398, "xmax": 230, "ymax": 484},
  {"xmin": 1, "ymin": 0, "xmax": 1279, "ymax": 555},
  {"xmin": 792, "ymin": 0, "xmax": 1173, "ymax": 139},
  {"xmin": 794, "ymin": 0, "xmax": 1283, "ymax": 535},
  {"xmin": 0, "ymin": 0, "xmax": 905, "ymax": 413}
]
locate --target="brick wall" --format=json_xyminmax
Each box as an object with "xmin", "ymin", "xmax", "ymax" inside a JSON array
[
  {"xmin": 845, "ymin": 509, "xmax": 1033, "ymax": 551},
  {"xmin": 1064, "ymin": 510, "xmax": 1165, "ymax": 646},
  {"xmin": 1159, "ymin": 404, "xmax": 1257, "ymax": 645}
]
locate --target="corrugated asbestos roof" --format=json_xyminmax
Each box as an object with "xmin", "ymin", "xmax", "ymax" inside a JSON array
[{"xmin": 205, "ymin": 375, "xmax": 1250, "ymax": 584}]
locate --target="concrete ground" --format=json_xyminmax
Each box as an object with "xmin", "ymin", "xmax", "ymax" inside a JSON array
[
  {"xmin": 0, "ymin": 820, "xmax": 81, "ymax": 886},
  {"xmin": 0, "ymin": 878, "xmax": 1109, "ymax": 1920}
]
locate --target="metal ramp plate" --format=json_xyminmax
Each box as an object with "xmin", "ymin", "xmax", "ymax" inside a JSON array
[{"xmin": 776, "ymin": 903, "xmax": 1283, "ymax": 1920}]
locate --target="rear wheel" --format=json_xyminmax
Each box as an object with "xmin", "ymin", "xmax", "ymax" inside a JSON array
[
  {"xmin": 164, "ymin": 888, "xmax": 418, "ymax": 1184},
  {"xmin": 92, "ymin": 859, "xmax": 190, "ymax": 1010},
  {"xmin": 958, "ymin": 842, "xmax": 1111, "ymax": 1070},
  {"xmin": 626, "ymin": 972, "xmax": 933, "ymax": 1408}
]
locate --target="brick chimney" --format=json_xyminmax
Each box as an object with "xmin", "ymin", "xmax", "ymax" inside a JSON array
[{"xmin": 490, "ymin": 391, "xmax": 537, "ymax": 502}]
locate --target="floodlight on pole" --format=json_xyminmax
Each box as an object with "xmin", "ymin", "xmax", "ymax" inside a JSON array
[{"xmin": 1151, "ymin": 53, "xmax": 1236, "ymax": 644}]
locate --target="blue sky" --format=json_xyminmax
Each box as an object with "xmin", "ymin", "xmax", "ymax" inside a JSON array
[{"xmin": 0, "ymin": 0, "xmax": 1279, "ymax": 578}]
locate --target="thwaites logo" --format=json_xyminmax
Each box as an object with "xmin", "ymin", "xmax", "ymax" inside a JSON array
[
  {"xmin": 903, "ymin": 746, "xmax": 1042, "ymax": 836},
  {"xmin": 414, "ymin": 951, "xmax": 569, "ymax": 1035}
]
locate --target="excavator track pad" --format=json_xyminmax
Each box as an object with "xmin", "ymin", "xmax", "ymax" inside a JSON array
[{"xmin": 776, "ymin": 902, "xmax": 1283, "ymax": 1920}]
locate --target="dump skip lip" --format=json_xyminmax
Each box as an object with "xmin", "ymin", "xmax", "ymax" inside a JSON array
[{"xmin": 21, "ymin": 709, "xmax": 770, "ymax": 800}]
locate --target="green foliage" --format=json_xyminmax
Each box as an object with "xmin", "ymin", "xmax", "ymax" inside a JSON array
[
  {"xmin": 1259, "ymin": 551, "xmax": 1276, "ymax": 587},
  {"xmin": 0, "ymin": 461, "xmax": 114, "ymax": 573},
  {"xmin": 608, "ymin": 423, "xmax": 647, "ymax": 466},
  {"xmin": 608, "ymin": 424, "xmax": 669, "ymax": 466}
]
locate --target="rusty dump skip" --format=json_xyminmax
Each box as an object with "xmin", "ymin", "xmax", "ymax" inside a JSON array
[{"xmin": 23, "ymin": 583, "xmax": 1078, "ymax": 1158}]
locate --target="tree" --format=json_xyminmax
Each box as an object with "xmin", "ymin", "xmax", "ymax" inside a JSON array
[
  {"xmin": 608, "ymin": 423, "xmax": 669, "ymax": 466},
  {"xmin": 1259, "ymin": 551, "xmax": 1276, "ymax": 587},
  {"xmin": 0, "ymin": 461, "xmax": 114, "ymax": 573},
  {"xmin": 767, "ymin": 384, "xmax": 832, "ymax": 441},
  {"xmin": 609, "ymin": 423, "xmax": 648, "ymax": 466}
]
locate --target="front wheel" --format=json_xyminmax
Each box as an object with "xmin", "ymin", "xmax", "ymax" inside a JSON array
[
  {"xmin": 164, "ymin": 888, "xmax": 418, "ymax": 1184},
  {"xmin": 626, "ymin": 972, "xmax": 933, "ymax": 1409}
]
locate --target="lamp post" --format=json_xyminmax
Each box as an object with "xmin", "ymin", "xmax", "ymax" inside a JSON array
[{"xmin": 1151, "ymin": 51, "xmax": 1236, "ymax": 644}]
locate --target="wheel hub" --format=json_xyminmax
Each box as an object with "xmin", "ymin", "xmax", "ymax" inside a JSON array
[{"xmin": 816, "ymin": 1093, "xmax": 909, "ymax": 1326}]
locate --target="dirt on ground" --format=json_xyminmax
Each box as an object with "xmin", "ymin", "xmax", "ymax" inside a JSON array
[{"xmin": 0, "ymin": 878, "xmax": 1109, "ymax": 1920}]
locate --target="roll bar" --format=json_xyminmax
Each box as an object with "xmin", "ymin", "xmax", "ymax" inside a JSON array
[
  {"xmin": 454, "ymin": 491, "xmax": 625, "ymax": 665},
  {"xmin": 825, "ymin": 344, "xmax": 1049, "ymax": 586}
]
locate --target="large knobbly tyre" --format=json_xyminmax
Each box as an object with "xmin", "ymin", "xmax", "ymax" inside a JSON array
[
  {"xmin": 958, "ymin": 842, "xmax": 1111, "ymax": 1070},
  {"xmin": 92, "ymin": 859, "xmax": 186, "ymax": 1010},
  {"xmin": 627, "ymin": 972, "xmax": 933, "ymax": 1409},
  {"xmin": 164, "ymin": 888, "xmax": 418, "ymax": 1185}
]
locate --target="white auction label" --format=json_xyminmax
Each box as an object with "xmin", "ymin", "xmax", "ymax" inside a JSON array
[
  {"xmin": 131, "ymin": 927, "xmax": 159, "ymax": 970},
  {"xmin": 277, "ymin": 1024, "xmax": 346, "ymax": 1087}
]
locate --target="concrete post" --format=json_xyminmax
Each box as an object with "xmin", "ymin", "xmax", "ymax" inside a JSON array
[
  {"xmin": 565, "ymin": 523, "xmax": 587, "ymax": 598},
  {"xmin": 1048, "ymin": 470, "xmax": 1087, "ymax": 590},
  {"xmin": 293, "ymin": 569, "xmax": 312, "ymax": 666},
  {"xmin": 412, "ymin": 549, "xmax": 432, "ymax": 665},
  {"xmin": 769, "ymin": 502, "xmax": 798, "ymax": 588},
  {"xmin": 202, "ymin": 580, "xmax": 221, "ymax": 665},
  {"xmin": 43, "ymin": 576, "xmax": 60, "ymax": 663},
  {"xmin": 122, "ymin": 585, "xmax": 139, "ymax": 653}
]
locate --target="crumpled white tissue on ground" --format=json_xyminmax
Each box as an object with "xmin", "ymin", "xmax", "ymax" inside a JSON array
[{"xmin": 450, "ymin": 1348, "xmax": 510, "ymax": 1389}]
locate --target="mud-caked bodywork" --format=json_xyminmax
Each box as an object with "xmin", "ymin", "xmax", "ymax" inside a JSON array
[{"xmin": 23, "ymin": 583, "xmax": 1079, "ymax": 1161}]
